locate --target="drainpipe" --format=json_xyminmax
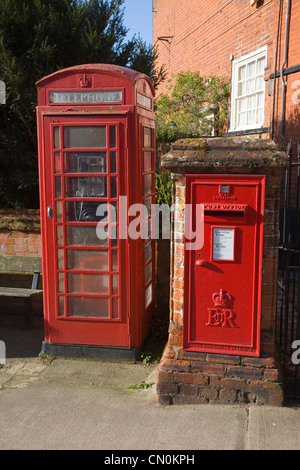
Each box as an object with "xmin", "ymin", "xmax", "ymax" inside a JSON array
[
  {"xmin": 280, "ymin": 0, "xmax": 291, "ymax": 146},
  {"xmin": 271, "ymin": 0, "xmax": 282, "ymax": 140}
]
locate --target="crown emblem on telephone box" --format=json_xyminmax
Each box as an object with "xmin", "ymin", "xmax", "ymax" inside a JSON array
[{"xmin": 80, "ymin": 74, "xmax": 91, "ymax": 88}]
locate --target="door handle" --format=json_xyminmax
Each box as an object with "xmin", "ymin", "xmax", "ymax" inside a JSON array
[
  {"xmin": 195, "ymin": 260, "xmax": 208, "ymax": 267},
  {"xmin": 47, "ymin": 206, "xmax": 53, "ymax": 219}
]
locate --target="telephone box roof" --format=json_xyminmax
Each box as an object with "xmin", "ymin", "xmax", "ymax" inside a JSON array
[{"xmin": 36, "ymin": 63, "xmax": 155, "ymax": 94}]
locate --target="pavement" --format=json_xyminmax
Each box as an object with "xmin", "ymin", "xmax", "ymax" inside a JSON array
[{"xmin": 0, "ymin": 314, "xmax": 300, "ymax": 451}]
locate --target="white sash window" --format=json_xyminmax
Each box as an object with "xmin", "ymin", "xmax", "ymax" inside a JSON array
[{"xmin": 230, "ymin": 46, "xmax": 267, "ymax": 131}]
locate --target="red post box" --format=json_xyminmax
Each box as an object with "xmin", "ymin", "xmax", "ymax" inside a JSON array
[
  {"xmin": 183, "ymin": 174, "xmax": 265, "ymax": 357},
  {"xmin": 36, "ymin": 64, "xmax": 155, "ymax": 359}
]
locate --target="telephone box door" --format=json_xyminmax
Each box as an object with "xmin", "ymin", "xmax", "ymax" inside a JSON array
[
  {"xmin": 41, "ymin": 116, "xmax": 129, "ymax": 347},
  {"xmin": 184, "ymin": 175, "xmax": 265, "ymax": 357}
]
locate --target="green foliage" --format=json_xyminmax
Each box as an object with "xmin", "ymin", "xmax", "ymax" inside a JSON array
[
  {"xmin": 0, "ymin": 0, "xmax": 163, "ymax": 208},
  {"xmin": 128, "ymin": 382, "xmax": 154, "ymax": 389},
  {"xmin": 155, "ymin": 172, "xmax": 172, "ymax": 206},
  {"xmin": 155, "ymin": 71, "xmax": 230, "ymax": 144},
  {"xmin": 140, "ymin": 352, "xmax": 153, "ymax": 365}
]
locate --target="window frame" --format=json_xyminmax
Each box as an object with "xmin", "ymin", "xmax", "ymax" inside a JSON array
[{"xmin": 230, "ymin": 46, "xmax": 267, "ymax": 132}]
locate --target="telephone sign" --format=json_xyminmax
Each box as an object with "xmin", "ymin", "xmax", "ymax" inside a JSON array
[{"xmin": 49, "ymin": 90, "xmax": 123, "ymax": 104}]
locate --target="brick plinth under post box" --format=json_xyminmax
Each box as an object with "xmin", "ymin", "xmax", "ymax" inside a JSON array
[{"xmin": 156, "ymin": 138, "xmax": 289, "ymax": 406}]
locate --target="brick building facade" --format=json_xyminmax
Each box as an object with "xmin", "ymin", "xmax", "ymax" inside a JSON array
[{"xmin": 153, "ymin": 0, "xmax": 300, "ymax": 146}]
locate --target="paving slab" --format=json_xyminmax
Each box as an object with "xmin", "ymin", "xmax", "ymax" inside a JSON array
[
  {"xmin": 0, "ymin": 371, "xmax": 247, "ymax": 450},
  {"xmin": 246, "ymin": 406, "xmax": 300, "ymax": 450},
  {"xmin": 0, "ymin": 356, "xmax": 246, "ymax": 450}
]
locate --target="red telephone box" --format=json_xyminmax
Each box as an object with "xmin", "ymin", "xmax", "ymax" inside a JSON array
[
  {"xmin": 183, "ymin": 175, "xmax": 265, "ymax": 357},
  {"xmin": 36, "ymin": 64, "xmax": 155, "ymax": 358}
]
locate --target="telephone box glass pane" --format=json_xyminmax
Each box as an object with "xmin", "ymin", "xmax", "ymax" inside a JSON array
[
  {"xmin": 137, "ymin": 93, "xmax": 152, "ymax": 109},
  {"xmin": 54, "ymin": 152, "xmax": 61, "ymax": 173},
  {"xmin": 66, "ymin": 225, "xmax": 108, "ymax": 247},
  {"xmin": 54, "ymin": 127, "xmax": 60, "ymax": 148},
  {"xmin": 65, "ymin": 201, "xmax": 106, "ymax": 222},
  {"xmin": 110, "ymin": 177, "xmax": 117, "ymax": 198},
  {"xmin": 68, "ymin": 203, "xmax": 116, "ymax": 226},
  {"xmin": 145, "ymin": 283, "xmax": 152, "ymax": 308},
  {"xmin": 110, "ymin": 152, "xmax": 117, "ymax": 173},
  {"xmin": 110, "ymin": 126, "xmax": 116, "ymax": 148},
  {"xmin": 145, "ymin": 262, "xmax": 152, "ymax": 286},
  {"xmin": 67, "ymin": 273, "xmax": 109, "ymax": 295},
  {"xmin": 144, "ymin": 175, "xmax": 152, "ymax": 195},
  {"xmin": 64, "ymin": 127, "xmax": 106, "ymax": 148},
  {"xmin": 56, "ymin": 225, "xmax": 63, "ymax": 245},
  {"xmin": 142, "ymin": 218, "xmax": 149, "ymax": 239},
  {"xmin": 58, "ymin": 296, "xmax": 64, "ymax": 317},
  {"xmin": 110, "ymin": 202, "xmax": 117, "ymax": 220},
  {"xmin": 65, "ymin": 177, "xmax": 107, "ymax": 198},
  {"xmin": 58, "ymin": 273, "xmax": 64, "ymax": 293},
  {"xmin": 57, "ymin": 249, "xmax": 64, "ymax": 269},
  {"xmin": 144, "ymin": 128, "xmax": 152, "ymax": 148},
  {"xmin": 112, "ymin": 275, "xmax": 118, "ymax": 295},
  {"xmin": 144, "ymin": 196, "xmax": 151, "ymax": 214},
  {"xmin": 112, "ymin": 298, "xmax": 119, "ymax": 319},
  {"xmin": 65, "ymin": 152, "xmax": 106, "ymax": 173},
  {"xmin": 144, "ymin": 152, "xmax": 152, "ymax": 172},
  {"xmin": 56, "ymin": 201, "xmax": 62, "ymax": 222},
  {"xmin": 55, "ymin": 177, "xmax": 62, "ymax": 198},
  {"xmin": 144, "ymin": 218, "xmax": 151, "ymax": 239},
  {"xmin": 144, "ymin": 240, "xmax": 152, "ymax": 263},
  {"xmin": 112, "ymin": 251, "xmax": 118, "ymax": 271},
  {"xmin": 67, "ymin": 249, "xmax": 109, "ymax": 271},
  {"xmin": 68, "ymin": 297, "xmax": 109, "ymax": 318},
  {"xmin": 111, "ymin": 226, "xmax": 118, "ymax": 247}
]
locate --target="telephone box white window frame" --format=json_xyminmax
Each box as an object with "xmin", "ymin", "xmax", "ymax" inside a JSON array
[{"xmin": 230, "ymin": 46, "xmax": 267, "ymax": 131}]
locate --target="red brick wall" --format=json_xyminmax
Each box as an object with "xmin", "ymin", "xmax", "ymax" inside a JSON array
[
  {"xmin": 153, "ymin": 0, "xmax": 276, "ymax": 89},
  {"xmin": 0, "ymin": 210, "xmax": 41, "ymax": 257},
  {"xmin": 273, "ymin": 0, "xmax": 300, "ymax": 146},
  {"xmin": 0, "ymin": 231, "xmax": 41, "ymax": 257},
  {"xmin": 153, "ymin": 0, "xmax": 300, "ymax": 146}
]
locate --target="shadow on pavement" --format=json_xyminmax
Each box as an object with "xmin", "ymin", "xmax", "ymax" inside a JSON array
[
  {"xmin": 0, "ymin": 312, "xmax": 44, "ymax": 359},
  {"xmin": 0, "ymin": 311, "xmax": 167, "ymax": 363}
]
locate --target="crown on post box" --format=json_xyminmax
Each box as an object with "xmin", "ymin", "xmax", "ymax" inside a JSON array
[{"xmin": 212, "ymin": 289, "xmax": 231, "ymax": 308}]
